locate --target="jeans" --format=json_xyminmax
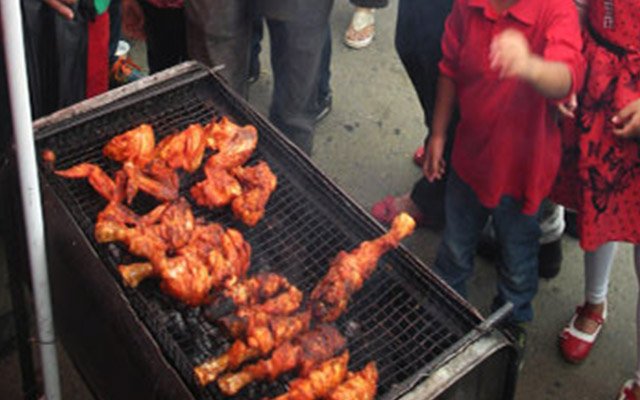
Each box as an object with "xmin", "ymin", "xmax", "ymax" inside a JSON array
[{"xmin": 434, "ymin": 171, "xmax": 542, "ymax": 323}]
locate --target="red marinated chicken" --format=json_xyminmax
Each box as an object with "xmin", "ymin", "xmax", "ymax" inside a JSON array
[
  {"xmin": 193, "ymin": 311, "xmax": 312, "ymax": 386},
  {"xmin": 311, "ymin": 213, "xmax": 416, "ymax": 322},
  {"xmin": 272, "ymin": 351, "xmax": 350, "ymax": 400},
  {"xmin": 217, "ymin": 325, "xmax": 346, "ymax": 396},
  {"xmin": 326, "ymin": 362, "xmax": 378, "ymax": 400}
]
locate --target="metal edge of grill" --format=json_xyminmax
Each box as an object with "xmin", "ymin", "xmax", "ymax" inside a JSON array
[{"xmin": 33, "ymin": 61, "xmax": 493, "ymax": 399}]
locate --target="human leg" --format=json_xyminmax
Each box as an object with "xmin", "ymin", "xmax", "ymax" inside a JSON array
[
  {"xmin": 433, "ymin": 171, "xmax": 489, "ymax": 297},
  {"xmin": 491, "ymin": 197, "xmax": 542, "ymax": 323},
  {"xmin": 265, "ymin": 0, "xmax": 334, "ymax": 155},
  {"xmin": 140, "ymin": 3, "xmax": 187, "ymax": 74},
  {"xmin": 185, "ymin": 0, "xmax": 252, "ymax": 97},
  {"xmin": 559, "ymin": 242, "xmax": 616, "ymax": 363}
]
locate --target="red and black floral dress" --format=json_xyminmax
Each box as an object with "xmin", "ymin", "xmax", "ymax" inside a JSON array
[{"xmin": 552, "ymin": 0, "xmax": 640, "ymax": 251}]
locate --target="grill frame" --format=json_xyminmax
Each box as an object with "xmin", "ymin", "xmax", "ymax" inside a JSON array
[{"xmin": 34, "ymin": 62, "xmax": 510, "ymax": 400}]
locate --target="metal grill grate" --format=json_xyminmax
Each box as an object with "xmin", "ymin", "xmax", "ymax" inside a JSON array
[{"xmin": 36, "ymin": 68, "xmax": 481, "ymax": 399}]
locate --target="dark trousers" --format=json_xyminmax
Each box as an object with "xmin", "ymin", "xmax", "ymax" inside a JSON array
[
  {"xmin": 186, "ymin": 0, "xmax": 333, "ymax": 155},
  {"xmin": 140, "ymin": 3, "xmax": 188, "ymax": 74},
  {"xmin": 395, "ymin": 0, "xmax": 455, "ymax": 225}
]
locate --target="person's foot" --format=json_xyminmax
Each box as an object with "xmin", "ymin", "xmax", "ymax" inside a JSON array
[
  {"xmin": 413, "ymin": 145, "xmax": 426, "ymax": 167},
  {"xmin": 618, "ymin": 380, "xmax": 640, "ymax": 400},
  {"xmin": 538, "ymin": 239, "xmax": 562, "ymax": 279},
  {"xmin": 313, "ymin": 92, "xmax": 332, "ymax": 124},
  {"xmin": 559, "ymin": 302, "xmax": 606, "ymax": 363},
  {"xmin": 344, "ymin": 8, "xmax": 376, "ymax": 49},
  {"xmin": 371, "ymin": 194, "xmax": 425, "ymax": 227}
]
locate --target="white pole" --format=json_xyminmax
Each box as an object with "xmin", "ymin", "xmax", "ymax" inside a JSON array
[{"xmin": 0, "ymin": 1, "xmax": 62, "ymax": 399}]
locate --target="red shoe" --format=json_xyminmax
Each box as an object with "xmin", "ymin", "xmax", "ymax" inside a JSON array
[
  {"xmin": 413, "ymin": 146, "xmax": 426, "ymax": 167},
  {"xmin": 371, "ymin": 195, "xmax": 424, "ymax": 226},
  {"xmin": 558, "ymin": 303, "xmax": 606, "ymax": 364},
  {"xmin": 618, "ymin": 380, "xmax": 639, "ymax": 400}
]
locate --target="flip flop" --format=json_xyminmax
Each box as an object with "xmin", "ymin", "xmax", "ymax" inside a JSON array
[{"xmin": 344, "ymin": 9, "xmax": 375, "ymax": 49}]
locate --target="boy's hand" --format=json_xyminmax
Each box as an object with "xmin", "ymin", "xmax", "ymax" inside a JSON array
[
  {"xmin": 490, "ymin": 29, "xmax": 535, "ymax": 80},
  {"xmin": 558, "ymin": 94, "xmax": 578, "ymax": 119},
  {"xmin": 43, "ymin": 0, "xmax": 77, "ymax": 20},
  {"xmin": 612, "ymin": 98, "xmax": 640, "ymax": 138},
  {"xmin": 423, "ymin": 134, "xmax": 446, "ymax": 182}
]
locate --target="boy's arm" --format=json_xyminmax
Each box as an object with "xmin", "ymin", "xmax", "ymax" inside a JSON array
[
  {"xmin": 490, "ymin": 29, "xmax": 573, "ymax": 100},
  {"xmin": 423, "ymin": 75, "xmax": 456, "ymax": 182}
]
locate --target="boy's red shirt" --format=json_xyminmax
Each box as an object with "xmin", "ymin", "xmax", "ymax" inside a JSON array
[{"xmin": 439, "ymin": 0, "xmax": 585, "ymax": 215}]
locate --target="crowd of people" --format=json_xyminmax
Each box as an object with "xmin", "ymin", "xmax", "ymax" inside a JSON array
[{"xmin": 2, "ymin": 0, "xmax": 640, "ymax": 399}]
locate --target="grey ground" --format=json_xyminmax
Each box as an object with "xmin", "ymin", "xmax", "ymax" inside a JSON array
[{"xmin": 0, "ymin": 2, "xmax": 636, "ymax": 399}]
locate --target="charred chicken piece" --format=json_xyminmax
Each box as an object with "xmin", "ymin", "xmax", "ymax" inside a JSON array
[
  {"xmin": 103, "ymin": 123, "xmax": 156, "ymax": 167},
  {"xmin": 272, "ymin": 352, "xmax": 350, "ymax": 400},
  {"xmin": 230, "ymin": 161, "xmax": 278, "ymax": 227},
  {"xmin": 155, "ymin": 123, "xmax": 209, "ymax": 173},
  {"xmin": 326, "ymin": 362, "xmax": 378, "ymax": 400},
  {"xmin": 217, "ymin": 284, "xmax": 304, "ymax": 339},
  {"xmin": 311, "ymin": 213, "xmax": 416, "ymax": 322},
  {"xmin": 194, "ymin": 311, "xmax": 312, "ymax": 387},
  {"xmin": 204, "ymin": 272, "xmax": 298, "ymax": 321},
  {"xmin": 217, "ymin": 325, "xmax": 346, "ymax": 396}
]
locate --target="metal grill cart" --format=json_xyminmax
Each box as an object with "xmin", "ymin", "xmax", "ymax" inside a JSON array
[{"xmin": 33, "ymin": 62, "xmax": 519, "ymax": 400}]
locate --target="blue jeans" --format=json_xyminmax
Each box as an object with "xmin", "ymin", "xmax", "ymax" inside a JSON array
[{"xmin": 433, "ymin": 171, "xmax": 542, "ymax": 323}]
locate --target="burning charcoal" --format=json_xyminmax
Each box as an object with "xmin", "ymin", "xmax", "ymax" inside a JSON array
[{"xmin": 202, "ymin": 297, "xmax": 236, "ymax": 322}]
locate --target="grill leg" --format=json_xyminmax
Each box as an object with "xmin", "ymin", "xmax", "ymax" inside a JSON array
[{"xmin": 2, "ymin": 157, "xmax": 39, "ymax": 400}]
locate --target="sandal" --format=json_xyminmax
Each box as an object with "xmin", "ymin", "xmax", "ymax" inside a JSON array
[
  {"xmin": 371, "ymin": 195, "xmax": 424, "ymax": 226},
  {"xmin": 618, "ymin": 380, "xmax": 639, "ymax": 400},
  {"xmin": 413, "ymin": 145, "xmax": 426, "ymax": 167},
  {"xmin": 558, "ymin": 302, "xmax": 606, "ymax": 364},
  {"xmin": 344, "ymin": 8, "xmax": 375, "ymax": 49}
]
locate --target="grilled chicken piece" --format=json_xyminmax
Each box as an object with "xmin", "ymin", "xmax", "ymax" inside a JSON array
[
  {"xmin": 311, "ymin": 213, "xmax": 416, "ymax": 322},
  {"xmin": 103, "ymin": 123, "xmax": 156, "ymax": 167},
  {"xmin": 204, "ymin": 273, "xmax": 298, "ymax": 320},
  {"xmin": 217, "ymin": 325, "xmax": 346, "ymax": 396},
  {"xmin": 204, "ymin": 117, "xmax": 258, "ymax": 170},
  {"xmin": 55, "ymin": 163, "xmax": 126, "ymax": 202},
  {"xmin": 326, "ymin": 362, "xmax": 378, "ymax": 400},
  {"xmin": 194, "ymin": 311, "xmax": 312, "ymax": 386},
  {"xmin": 122, "ymin": 159, "xmax": 179, "ymax": 203},
  {"xmin": 117, "ymin": 226, "xmax": 251, "ymax": 305},
  {"xmin": 218, "ymin": 284, "xmax": 304, "ymax": 339},
  {"xmin": 190, "ymin": 168, "xmax": 242, "ymax": 208},
  {"xmin": 270, "ymin": 351, "xmax": 350, "ymax": 400},
  {"xmin": 155, "ymin": 123, "xmax": 209, "ymax": 172},
  {"xmin": 230, "ymin": 161, "xmax": 277, "ymax": 227}
]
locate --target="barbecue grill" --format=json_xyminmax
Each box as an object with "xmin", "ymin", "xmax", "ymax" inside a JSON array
[{"xmin": 32, "ymin": 61, "xmax": 519, "ymax": 400}]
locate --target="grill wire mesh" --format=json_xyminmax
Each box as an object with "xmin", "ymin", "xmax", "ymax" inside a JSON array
[{"xmin": 36, "ymin": 71, "xmax": 481, "ymax": 399}]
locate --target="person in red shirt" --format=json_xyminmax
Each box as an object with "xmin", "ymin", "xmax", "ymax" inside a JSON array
[
  {"xmin": 424, "ymin": 0, "xmax": 585, "ymax": 333},
  {"xmin": 551, "ymin": 0, "xmax": 640, "ymax": 398}
]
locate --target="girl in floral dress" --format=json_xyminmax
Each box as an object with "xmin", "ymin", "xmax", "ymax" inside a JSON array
[{"xmin": 553, "ymin": 0, "xmax": 640, "ymax": 398}]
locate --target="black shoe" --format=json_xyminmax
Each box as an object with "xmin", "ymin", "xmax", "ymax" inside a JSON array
[
  {"xmin": 313, "ymin": 93, "xmax": 332, "ymax": 124},
  {"xmin": 538, "ymin": 239, "xmax": 562, "ymax": 279},
  {"xmin": 564, "ymin": 210, "xmax": 579, "ymax": 239},
  {"xmin": 502, "ymin": 321, "xmax": 527, "ymax": 371}
]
